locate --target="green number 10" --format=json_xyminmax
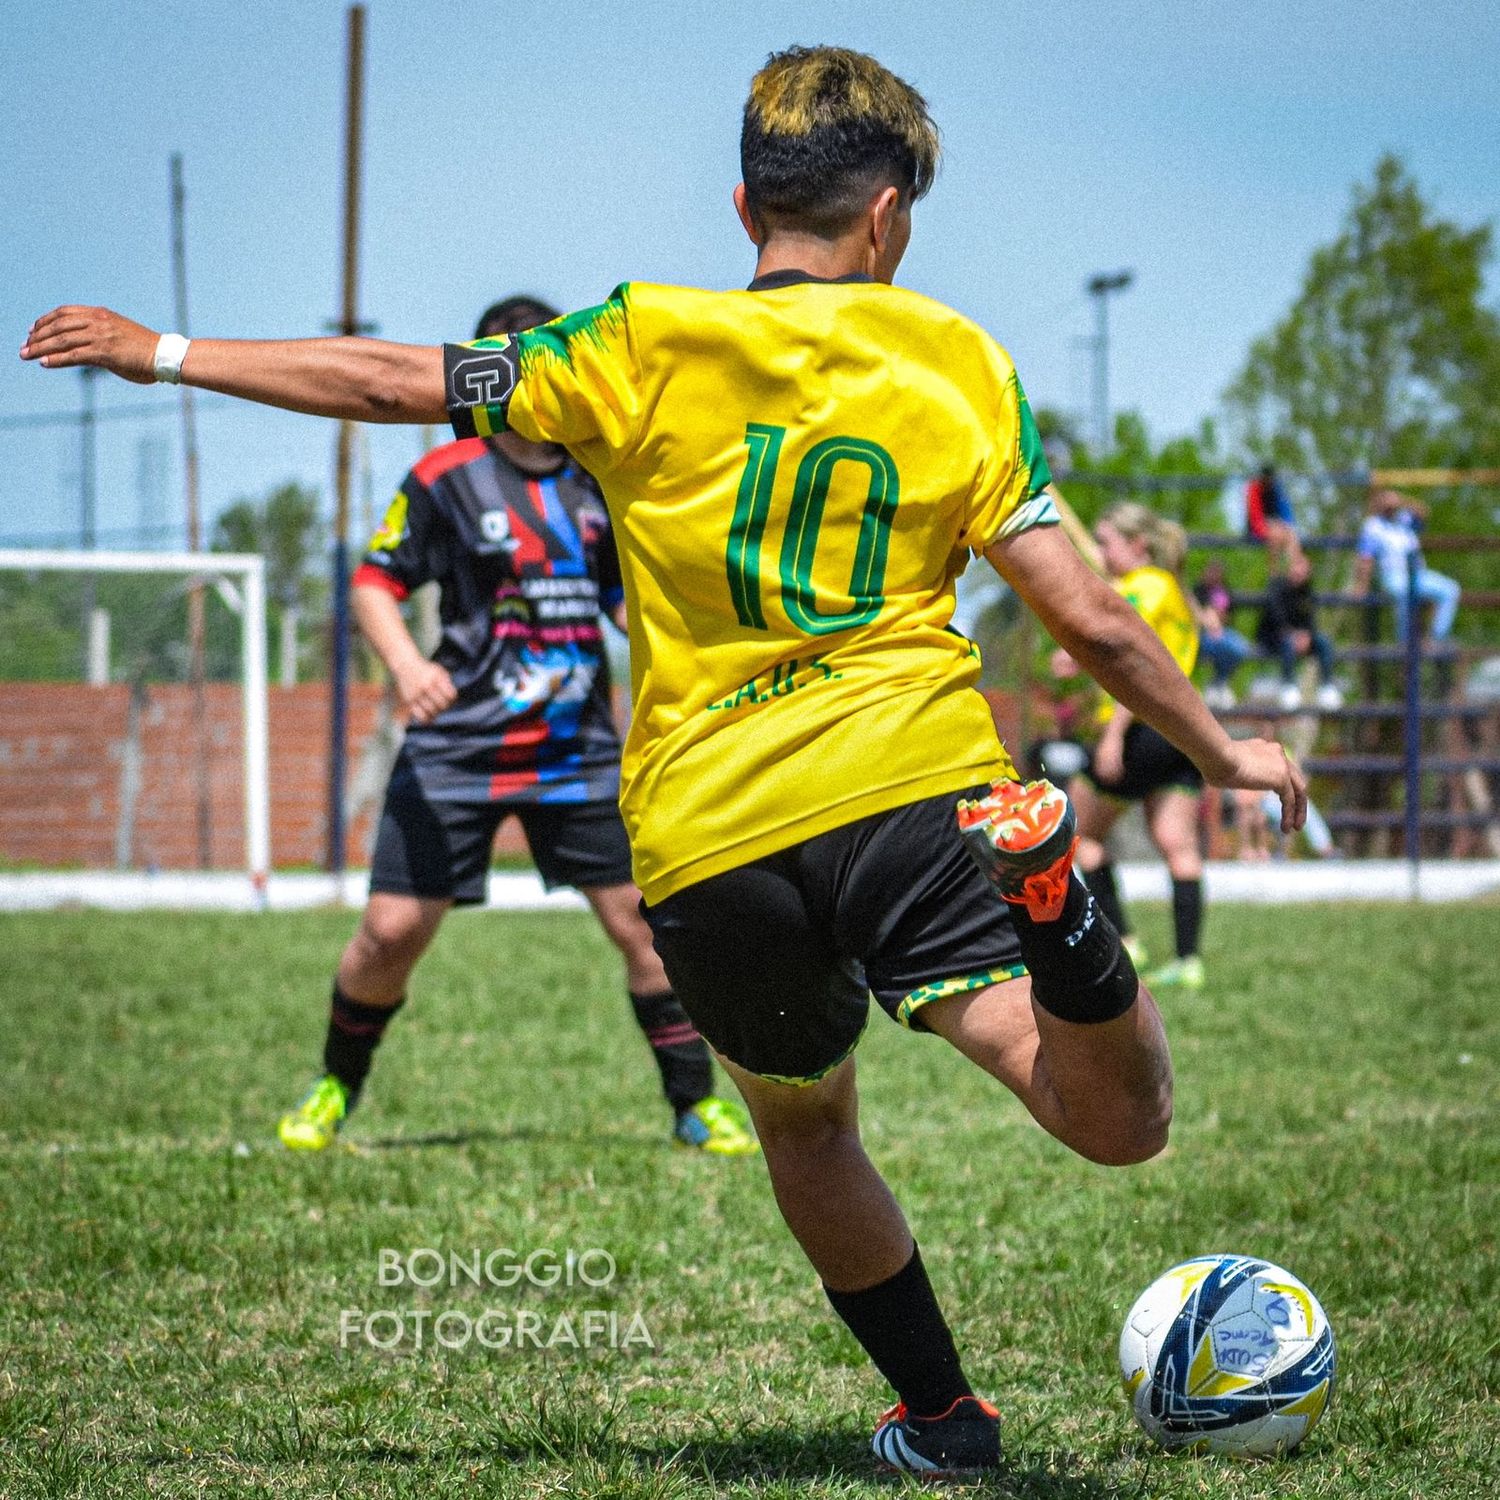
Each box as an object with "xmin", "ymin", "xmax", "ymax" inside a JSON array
[{"xmin": 725, "ymin": 423, "xmax": 900, "ymax": 635}]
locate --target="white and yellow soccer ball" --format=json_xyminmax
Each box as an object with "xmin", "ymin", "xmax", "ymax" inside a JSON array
[{"xmin": 1118, "ymin": 1253, "xmax": 1336, "ymax": 1456}]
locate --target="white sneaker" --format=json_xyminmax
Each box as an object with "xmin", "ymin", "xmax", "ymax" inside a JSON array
[
  {"xmin": 1314, "ymin": 682, "xmax": 1344, "ymax": 710},
  {"xmin": 1278, "ymin": 683, "xmax": 1303, "ymax": 711},
  {"xmin": 1202, "ymin": 682, "xmax": 1236, "ymax": 710}
]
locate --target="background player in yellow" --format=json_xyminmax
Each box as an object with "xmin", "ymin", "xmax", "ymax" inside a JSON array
[
  {"xmin": 1057, "ymin": 503, "xmax": 1211, "ymax": 990},
  {"xmin": 23, "ymin": 44, "xmax": 1304, "ymax": 1477}
]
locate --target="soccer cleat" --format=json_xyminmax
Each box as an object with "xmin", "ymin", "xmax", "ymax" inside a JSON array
[
  {"xmin": 871, "ymin": 1395, "xmax": 1001, "ymax": 1476},
  {"xmin": 957, "ymin": 778, "xmax": 1078, "ymax": 921},
  {"xmin": 1314, "ymin": 681, "xmax": 1344, "ymax": 711},
  {"xmin": 277, "ymin": 1074, "xmax": 350, "ymax": 1151},
  {"xmin": 674, "ymin": 1095, "xmax": 760, "ymax": 1156},
  {"xmin": 1144, "ymin": 955, "xmax": 1206, "ymax": 991},
  {"xmin": 1278, "ymin": 682, "xmax": 1304, "ymax": 711}
]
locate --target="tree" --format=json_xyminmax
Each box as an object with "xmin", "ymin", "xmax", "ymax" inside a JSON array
[
  {"xmin": 1226, "ymin": 154, "xmax": 1500, "ymax": 524},
  {"xmin": 213, "ymin": 481, "xmax": 324, "ymax": 684}
]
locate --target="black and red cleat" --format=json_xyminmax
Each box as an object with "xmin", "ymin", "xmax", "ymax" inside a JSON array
[
  {"xmin": 957, "ymin": 779, "xmax": 1079, "ymax": 922},
  {"xmin": 871, "ymin": 1395, "xmax": 1001, "ymax": 1476}
]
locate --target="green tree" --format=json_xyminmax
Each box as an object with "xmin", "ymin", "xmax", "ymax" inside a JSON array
[
  {"xmin": 212, "ymin": 481, "xmax": 323, "ymax": 613},
  {"xmin": 213, "ymin": 481, "xmax": 326, "ymax": 683},
  {"xmin": 1226, "ymin": 154, "xmax": 1500, "ymax": 525}
]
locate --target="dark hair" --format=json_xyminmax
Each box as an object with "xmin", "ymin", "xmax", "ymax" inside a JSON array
[
  {"xmin": 741, "ymin": 46, "xmax": 940, "ymax": 234},
  {"xmin": 474, "ymin": 295, "xmax": 561, "ymax": 341}
]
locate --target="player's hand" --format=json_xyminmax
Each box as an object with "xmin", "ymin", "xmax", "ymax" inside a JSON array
[
  {"xmin": 1202, "ymin": 737, "xmax": 1306, "ymax": 833},
  {"xmin": 20, "ymin": 306, "xmax": 159, "ymax": 384},
  {"xmin": 1093, "ymin": 733, "xmax": 1125, "ymax": 786},
  {"xmin": 394, "ymin": 659, "xmax": 457, "ymax": 725}
]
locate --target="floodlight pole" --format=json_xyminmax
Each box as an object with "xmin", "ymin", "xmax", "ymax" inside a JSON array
[
  {"xmin": 1087, "ymin": 270, "xmax": 1133, "ymax": 455},
  {"xmin": 328, "ymin": 2, "xmax": 366, "ymax": 877}
]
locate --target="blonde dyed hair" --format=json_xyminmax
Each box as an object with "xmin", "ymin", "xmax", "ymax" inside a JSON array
[
  {"xmin": 742, "ymin": 47, "xmax": 940, "ymax": 225},
  {"xmin": 1100, "ymin": 502, "xmax": 1188, "ymax": 575}
]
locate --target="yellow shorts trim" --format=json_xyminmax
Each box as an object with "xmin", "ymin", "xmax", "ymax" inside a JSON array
[
  {"xmin": 896, "ymin": 964, "xmax": 1028, "ymax": 1029},
  {"xmin": 739, "ymin": 1010, "xmax": 870, "ymax": 1088}
]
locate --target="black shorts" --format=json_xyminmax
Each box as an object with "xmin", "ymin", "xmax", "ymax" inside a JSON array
[
  {"xmin": 370, "ymin": 763, "xmax": 632, "ymax": 906},
  {"xmin": 1086, "ymin": 721, "xmax": 1203, "ymax": 801},
  {"xmin": 641, "ymin": 786, "xmax": 1026, "ymax": 1085}
]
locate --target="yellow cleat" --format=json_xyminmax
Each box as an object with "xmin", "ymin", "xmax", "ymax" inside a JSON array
[
  {"xmin": 278, "ymin": 1074, "xmax": 349, "ymax": 1151},
  {"xmin": 674, "ymin": 1095, "xmax": 759, "ymax": 1156},
  {"xmin": 1144, "ymin": 955, "xmax": 1206, "ymax": 991}
]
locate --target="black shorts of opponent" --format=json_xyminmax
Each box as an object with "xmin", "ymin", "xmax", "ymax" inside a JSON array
[
  {"xmin": 641, "ymin": 785, "xmax": 1026, "ymax": 1085},
  {"xmin": 370, "ymin": 751, "xmax": 632, "ymax": 906},
  {"xmin": 1086, "ymin": 721, "xmax": 1203, "ymax": 801}
]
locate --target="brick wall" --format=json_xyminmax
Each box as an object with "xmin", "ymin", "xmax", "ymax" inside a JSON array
[
  {"xmin": 0, "ymin": 682, "xmax": 527, "ymax": 870},
  {"xmin": 0, "ymin": 682, "xmax": 1022, "ymax": 872}
]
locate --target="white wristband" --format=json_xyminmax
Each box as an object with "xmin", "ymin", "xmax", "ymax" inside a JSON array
[{"xmin": 153, "ymin": 333, "xmax": 191, "ymax": 385}]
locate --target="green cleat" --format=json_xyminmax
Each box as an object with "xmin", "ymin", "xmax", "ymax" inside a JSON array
[
  {"xmin": 674, "ymin": 1095, "xmax": 759, "ymax": 1156},
  {"xmin": 1144, "ymin": 955, "xmax": 1205, "ymax": 991},
  {"xmin": 278, "ymin": 1074, "xmax": 350, "ymax": 1151}
]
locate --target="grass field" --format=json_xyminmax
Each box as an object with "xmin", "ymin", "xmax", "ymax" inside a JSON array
[{"xmin": 1, "ymin": 903, "xmax": 1496, "ymax": 1498}]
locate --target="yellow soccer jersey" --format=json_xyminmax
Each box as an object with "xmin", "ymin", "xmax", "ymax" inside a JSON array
[
  {"xmin": 443, "ymin": 276, "xmax": 1057, "ymax": 901},
  {"xmin": 1097, "ymin": 564, "xmax": 1199, "ymax": 724}
]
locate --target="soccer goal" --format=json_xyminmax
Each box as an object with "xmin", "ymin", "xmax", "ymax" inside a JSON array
[{"xmin": 0, "ymin": 548, "xmax": 269, "ymax": 900}]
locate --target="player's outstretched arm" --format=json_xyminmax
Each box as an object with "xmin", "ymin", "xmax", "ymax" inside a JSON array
[
  {"xmin": 988, "ymin": 524, "xmax": 1307, "ymax": 832},
  {"xmin": 21, "ymin": 306, "xmax": 447, "ymax": 424}
]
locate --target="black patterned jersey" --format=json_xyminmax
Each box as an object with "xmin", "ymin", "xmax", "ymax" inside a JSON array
[{"xmin": 354, "ymin": 438, "xmax": 624, "ymax": 803}]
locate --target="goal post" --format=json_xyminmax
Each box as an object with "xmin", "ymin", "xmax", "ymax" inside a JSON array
[{"xmin": 0, "ymin": 548, "xmax": 270, "ymax": 899}]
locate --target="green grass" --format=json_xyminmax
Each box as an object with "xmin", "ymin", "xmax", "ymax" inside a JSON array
[{"xmin": 0, "ymin": 904, "xmax": 1495, "ymax": 1498}]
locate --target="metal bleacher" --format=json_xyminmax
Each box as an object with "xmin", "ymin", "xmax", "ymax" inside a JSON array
[{"xmin": 1184, "ymin": 532, "xmax": 1500, "ymax": 859}]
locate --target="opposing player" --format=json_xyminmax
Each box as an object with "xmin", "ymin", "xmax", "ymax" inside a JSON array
[
  {"xmin": 23, "ymin": 45, "xmax": 1302, "ymax": 1475},
  {"xmin": 286, "ymin": 296, "xmax": 756, "ymax": 1157},
  {"xmin": 1062, "ymin": 504, "xmax": 1208, "ymax": 990}
]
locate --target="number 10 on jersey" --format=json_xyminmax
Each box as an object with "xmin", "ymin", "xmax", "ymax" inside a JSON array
[{"xmin": 726, "ymin": 422, "xmax": 900, "ymax": 636}]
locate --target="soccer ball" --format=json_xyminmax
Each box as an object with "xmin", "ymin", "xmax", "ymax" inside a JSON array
[{"xmin": 1118, "ymin": 1253, "xmax": 1336, "ymax": 1456}]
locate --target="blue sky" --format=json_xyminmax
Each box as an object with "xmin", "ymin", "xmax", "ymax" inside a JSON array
[{"xmin": 3, "ymin": 0, "xmax": 1497, "ymax": 549}]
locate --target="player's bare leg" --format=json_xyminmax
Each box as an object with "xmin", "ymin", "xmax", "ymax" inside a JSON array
[
  {"xmin": 338, "ymin": 892, "xmax": 451, "ymax": 1004},
  {"xmin": 720, "ymin": 1052, "xmax": 1000, "ymax": 1471},
  {"xmin": 950, "ymin": 778, "xmax": 1172, "ymax": 1164},
  {"xmin": 920, "ymin": 976, "xmax": 1172, "ymax": 1166},
  {"xmin": 1142, "ymin": 788, "xmax": 1206, "ymax": 989},
  {"xmin": 1068, "ymin": 773, "xmax": 1141, "ymax": 963},
  {"xmin": 719, "ymin": 1054, "xmax": 909, "ymax": 1288},
  {"xmin": 279, "ymin": 893, "xmax": 448, "ymax": 1150},
  {"xmin": 584, "ymin": 881, "xmax": 757, "ymax": 1154}
]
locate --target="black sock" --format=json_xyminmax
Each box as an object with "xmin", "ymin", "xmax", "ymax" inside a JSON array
[
  {"xmin": 323, "ymin": 985, "xmax": 404, "ymax": 1104},
  {"xmin": 1171, "ymin": 877, "xmax": 1203, "ymax": 959},
  {"xmin": 824, "ymin": 1245, "xmax": 972, "ymax": 1418},
  {"xmin": 1009, "ymin": 874, "xmax": 1139, "ymax": 1024},
  {"xmin": 1084, "ymin": 860, "xmax": 1130, "ymax": 937},
  {"xmin": 629, "ymin": 990, "xmax": 713, "ymax": 1114}
]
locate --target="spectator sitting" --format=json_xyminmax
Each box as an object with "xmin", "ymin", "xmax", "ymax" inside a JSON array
[
  {"xmin": 1256, "ymin": 551, "xmax": 1342, "ymax": 711},
  {"xmin": 1353, "ymin": 488, "xmax": 1462, "ymax": 643},
  {"xmin": 1190, "ymin": 558, "xmax": 1254, "ymax": 709},
  {"xmin": 1245, "ymin": 462, "xmax": 1304, "ymax": 572}
]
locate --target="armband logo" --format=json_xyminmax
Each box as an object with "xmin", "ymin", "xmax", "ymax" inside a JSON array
[
  {"xmin": 368, "ymin": 491, "xmax": 409, "ymax": 553},
  {"xmin": 446, "ymin": 343, "xmax": 519, "ymax": 412}
]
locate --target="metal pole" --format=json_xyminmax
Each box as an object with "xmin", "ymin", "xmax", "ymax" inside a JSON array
[
  {"xmin": 172, "ymin": 152, "xmax": 214, "ymax": 869},
  {"xmin": 1094, "ymin": 291, "xmax": 1109, "ymax": 455},
  {"xmin": 1086, "ymin": 271, "xmax": 1133, "ymax": 455},
  {"xmin": 328, "ymin": 3, "xmax": 366, "ymax": 876},
  {"xmin": 79, "ymin": 367, "xmax": 99, "ymax": 673},
  {"xmin": 1402, "ymin": 549, "xmax": 1423, "ymax": 896}
]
